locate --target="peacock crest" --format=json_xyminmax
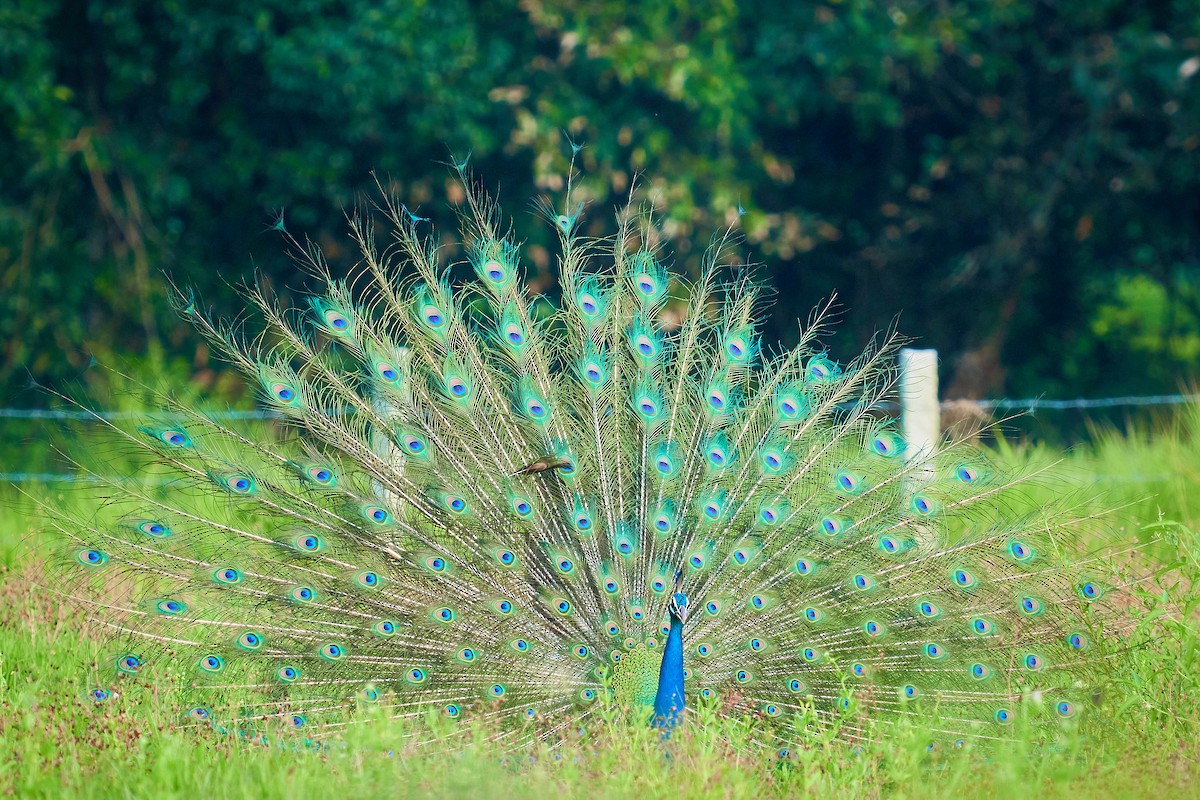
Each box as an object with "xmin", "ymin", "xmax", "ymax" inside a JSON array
[{"xmin": 45, "ymin": 163, "xmax": 1135, "ymax": 752}]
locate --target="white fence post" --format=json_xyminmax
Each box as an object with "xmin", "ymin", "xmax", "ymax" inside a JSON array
[
  {"xmin": 899, "ymin": 347, "xmax": 939, "ymax": 551},
  {"xmin": 899, "ymin": 347, "xmax": 939, "ymax": 472}
]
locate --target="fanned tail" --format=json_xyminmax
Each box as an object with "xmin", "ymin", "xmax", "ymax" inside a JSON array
[{"xmin": 44, "ymin": 166, "xmax": 1148, "ymax": 751}]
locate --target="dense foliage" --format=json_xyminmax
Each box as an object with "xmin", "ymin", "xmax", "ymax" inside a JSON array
[{"xmin": 2, "ymin": 0, "xmax": 1199, "ymax": 401}]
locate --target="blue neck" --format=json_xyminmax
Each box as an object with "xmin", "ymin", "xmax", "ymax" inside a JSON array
[{"xmin": 652, "ymin": 614, "xmax": 685, "ymax": 729}]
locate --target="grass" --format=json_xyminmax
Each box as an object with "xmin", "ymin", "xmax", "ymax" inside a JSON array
[
  {"xmin": 995, "ymin": 401, "xmax": 1200, "ymax": 532},
  {"xmin": 2, "ymin": 411, "xmax": 1200, "ymax": 798}
]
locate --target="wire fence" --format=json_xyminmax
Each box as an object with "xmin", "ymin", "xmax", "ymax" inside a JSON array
[
  {"xmin": 0, "ymin": 408, "xmax": 279, "ymax": 421},
  {"xmin": 971, "ymin": 393, "xmax": 1200, "ymax": 411},
  {"xmin": 2, "ymin": 392, "xmax": 1196, "ymax": 421},
  {"xmin": 1, "ymin": 391, "xmax": 1194, "ymax": 485}
]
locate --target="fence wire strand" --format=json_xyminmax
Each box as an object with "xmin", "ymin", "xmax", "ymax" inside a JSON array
[{"xmin": 3, "ymin": 392, "xmax": 1195, "ymax": 484}]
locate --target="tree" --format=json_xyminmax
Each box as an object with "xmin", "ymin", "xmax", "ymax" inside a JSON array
[{"xmin": 2, "ymin": 0, "xmax": 1198, "ymax": 407}]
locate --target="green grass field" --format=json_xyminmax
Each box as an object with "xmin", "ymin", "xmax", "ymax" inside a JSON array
[{"xmin": 3, "ymin": 411, "xmax": 1200, "ymax": 798}]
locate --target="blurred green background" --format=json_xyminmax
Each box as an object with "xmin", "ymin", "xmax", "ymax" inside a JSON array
[{"xmin": 2, "ymin": 0, "xmax": 1199, "ymax": 430}]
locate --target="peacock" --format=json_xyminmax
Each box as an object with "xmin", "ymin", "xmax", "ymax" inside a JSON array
[{"xmin": 44, "ymin": 164, "xmax": 1140, "ymax": 755}]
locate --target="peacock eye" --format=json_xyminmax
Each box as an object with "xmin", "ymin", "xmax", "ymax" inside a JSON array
[
  {"xmin": 215, "ymin": 568, "xmax": 241, "ymax": 584},
  {"xmin": 225, "ymin": 474, "xmax": 254, "ymax": 493},
  {"xmin": 164, "ymin": 430, "xmax": 188, "ymax": 446},
  {"xmin": 326, "ymin": 311, "xmax": 349, "ymax": 330},
  {"xmin": 138, "ymin": 521, "xmax": 168, "ymax": 537},
  {"xmin": 156, "ymin": 599, "xmax": 185, "ymax": 615},
  {"xmin": 77, "ymin": 549, "xmax": 108, "ymax": 566},
  {"xmin": 199, "ymin": 654, "xmax": 225, "ymax": 673}
]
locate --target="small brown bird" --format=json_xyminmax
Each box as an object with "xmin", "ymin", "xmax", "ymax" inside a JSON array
[{"xmin": 511, "ymin": 456, "xmax": 573, "ymax": 476}]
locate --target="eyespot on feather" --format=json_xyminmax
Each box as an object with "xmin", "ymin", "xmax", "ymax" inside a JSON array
[
  {"xmin": 212, "ymin": 567, "xmax": 243, "ymax": 586},
  {"xmin": 75, "ymin": 548, "xmax": 108, "ymax": 567},
  {"xmin": 133, "ymin": 520, "xmax": 171, "ymax": 538}
]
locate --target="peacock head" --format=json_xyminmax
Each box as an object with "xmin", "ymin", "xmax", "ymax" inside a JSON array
[
  {"xmin": 668, "ymin": 569, "xmax": 688, "ymax": 623},
  {"xmin": 668, "ymin": 592, "xmax": 688, "ymax": 623}
]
